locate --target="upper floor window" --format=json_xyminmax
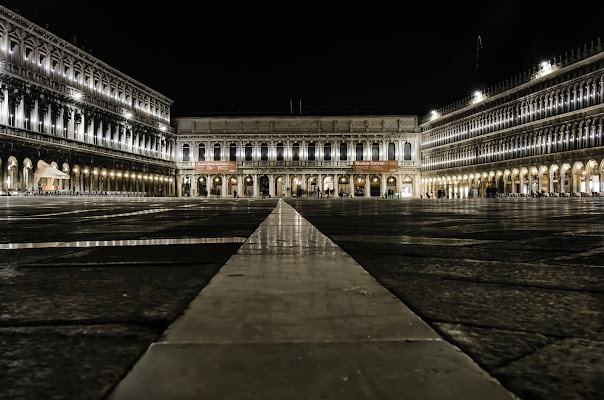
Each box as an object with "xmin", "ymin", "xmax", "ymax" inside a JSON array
[
  {"xmin": 356, "ymin": 142, "xmax": 363, "ymax": 161},
  {"xmin": 214, "ymin": 144, "xmax": 221, "ymax": 161},
  {"xmin": 198, "ymin": 144, "xmax": 205, "ymax": 161},
  {"xmin": 388, "ymin": 143, "xmax": 396, "ymax": 160},
  {"xmin": 261, "ymin": 143, "xmax": 269, "ymax": 161},
  {"xmin": 340, "ymin": 142, "xmax": 347, "ymax": 160},
  {"xmin": 404, "ymin": 142, "xmax": 412, "ymax": 160},
  {"xmin": 182, "ymin": 144, "xmax": 190, "ymax": 162},
  {"xmin": 292, "ymin": 143, "xmax": 300, "ymax": 161},
  {"xmin": 372, "ymin": 143, "xmax": 380, "ymax": 161},
  {"xmin": 308, "ymin": 142, "xmax": 316, "ymax": 161},
  {"xmin": 229, "ymin": 143, "xmax": 237, "ymax": 161},
  {"xmin": 245, "ymin": 144, "xmax": 253, "ymax": 161},
  {"xmin": 324, "ymin": 143, "xmax": 331, "ymax": 160},
  {"xmin": 276, "ymin": 143, "xmax": 284, "ymax": 161}
]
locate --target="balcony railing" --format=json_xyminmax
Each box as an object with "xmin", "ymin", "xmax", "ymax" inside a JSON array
[{"xmin": 176, "ymin": 160, "xmax": 417, "ymax": 169}]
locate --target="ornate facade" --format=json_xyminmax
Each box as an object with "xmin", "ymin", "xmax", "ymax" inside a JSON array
[
  {"xmin": 420, "ymin": 40, "xmax": 604, "ymax": 198},
  {"xmin": 175, "ymin": 116, "xmax": 420, "ymax": 198},
  {"xmin": 0, "ymin": 6, "xmax": 176, "ymax": 195}
]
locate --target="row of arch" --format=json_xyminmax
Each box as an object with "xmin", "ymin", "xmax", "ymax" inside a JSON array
[
  {"xmin": 423, "ymin": 117, "xmax": 603, "ymax": 171},
  {"xmin": 179, "ymin": 173, "xmax": 415, "ymax": 198},
  {"xmin": 422, "ymin": 71, "xmax": 604, "ymax": 149},
  {"xmin": 0, "ymin": 155, "xmax": 174, "ymax": 196},
  {"xmin": 182, "ymin": 141, "xmax": 414, "ymax": 163},
  {"xmin": 422, "ymin": 159, "xmax": 604, "ymax": 198},
  {"xmin": 0, "ymin": 21, "xmax": 170, "ymax": 122}
]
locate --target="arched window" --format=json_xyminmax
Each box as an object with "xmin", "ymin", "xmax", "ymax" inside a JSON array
[
  {"xmin": 324, "ymin": 143, "xmax": 331, "ymax": 160},
  {"xmin": 388, "ymin": 143, "xmax": 396, "ymax": 160},
  {"xmin": 276, "ymin": 143, "xmax": 284, "ymax": 161},
  {"xmin": 356, "ymin": 142, "xmax": 363, "ymax": 161},
  {"xmin": 261, "ymin": 143, "xmax": 269, "ymax": 161},
  {"xmin": 214, "ymin": 143, "xmax": 221, "ymax": 161},
  {"xmin": 340, "ymin": 142, "xmax": 347, "ymax": 160},
  {"xmin": 229, "ymin": 143, "xmax": 237, "ymax": 161},
  {"xmin": 404, "ymin": 142, "xmax": 412, "ymax": 160},
  {"xmin": 308, "ymin": 142, "xmax": 316, "ymax": 161},
  {"xmin": 182, "ymin": 144, "xmax": 190, "ymax": 161},
  {"xmin": 198, "ymin": 144, "xmax": 205, "ymax": 161},
  {"xmin": 245, "ymin": 143, "xmax": 253, "ymax": 161},
  {"xmin": 292, "ymin": 143, "xmax": 300, "ymax": 161},
  {"xmin": 372, "ymin": 143, "xmax": 380, "ymax": 161}
]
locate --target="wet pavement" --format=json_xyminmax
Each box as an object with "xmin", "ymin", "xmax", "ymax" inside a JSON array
[
  {"xmin": 286, "ymin": 197, "xmax": 604, "ymax": 400},
  {"xmin": 0, "ymin": 197, "xmax": 277, "ymax": 400},
  {"xmin": 1, "ymin": 196, "xmax": 603, "ymax": 400}
]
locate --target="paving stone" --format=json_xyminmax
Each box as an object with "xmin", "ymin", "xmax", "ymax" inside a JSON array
[{"xmin": 493, "ymin": 338, "xmax": 604, "ymax": 400}]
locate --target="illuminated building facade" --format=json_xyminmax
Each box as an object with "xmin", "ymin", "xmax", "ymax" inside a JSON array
[
  {"xmin": 174, "ymin": 116, "xmax": 420, "ymax": 198},
  {"xmin": 420, "ymin": 40, "xmax": 604, "ymax": 198},
  {"xmin": 0, "ymin": 5, "xmax": 176, "ymax": 195}
]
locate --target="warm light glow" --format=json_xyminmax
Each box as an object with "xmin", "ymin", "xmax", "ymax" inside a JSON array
[
  {"xmin": 430, "ymin": 110, "xmax": 439, "ymax": 121},
  {"xmin": 73, "ymin": 92, "xmax": 82, "ymax": 100},
  {"xmin": 73, "ymin": 168, "xmax": 79, "ymax": 173},
  {"xmin": 125, "ymin": 112, "xmax": 132, "ymax": 119},
  {"xmin": 472, "ymin": 91, "xmax": 484, "ymax": 104}
]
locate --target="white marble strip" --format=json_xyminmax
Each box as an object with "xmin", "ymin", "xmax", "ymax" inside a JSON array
[{"xmin": 0, "ymin": 237, "xmax": 247, "ymax": 250}]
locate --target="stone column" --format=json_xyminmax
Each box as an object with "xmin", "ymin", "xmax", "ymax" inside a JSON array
[
  {"xmin": 572, "ymin": 174, "xmax": 578, "ymax": 193},
  {"xmin": 528, "ymin": 175, "xmax": 533, "ymax": 195},
  {"xmin": 550, "ymin": 173, "xmax": 555, "ymax": 193},
  {"xmin": 334, "ymin": 174, "xmax": 339, "ymax": 197},
  {"xmin": 349, "ymin": 177, "xmax": 355, "ymax": 197},
  {"xmin": 269, "ymin": 174, "xmax": 275, "ymax": 197},
  {"xmin": 519, "ymin": 174, "xmax": 524, "ymax": 194},
  {"xmin": 191, "ymin": 174, "xmax": 198, "ymax": 197},
  {"xmin": 222, "ymin": 174, "xmax": 228, "ymax": 197},
  {"xmin": 538, "ymin": 173, "xmax": 543, "ymax": 193},
  {"xmin": 253, "ymin": 174, "xmax": 259, "ymax": 197},
  {"xmin": 206, "ymin": 175, "xmax": 212, "ymax": 197},
  {"xmin": 301, "ymin": 174, "xmax": 307, "ymax": 197},
  {"xmin": 381, "ymin": 173, "xmax": 386, "ymax": 197},
  {"xmin": 364, "ymin": 175, "xmax": 370, "ymax": 197},
  {"xmin": 237, "ymin": 176, "xmax": 243, "ymax": 198},
  {"xmin": 511, "ymin": 175, "xmax": 516, "ymax": 194},
  {"xmin": 285, "ymin": 174, "xmax": 290, "ymax": 197},
  {"xmin": 317, "ymin": 174, "xmax": 323, "ymax": 196}
]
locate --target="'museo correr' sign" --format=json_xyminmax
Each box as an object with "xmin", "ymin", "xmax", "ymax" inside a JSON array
[{"xmin": 353, "ymin": 161, "xmax": 398, "ymax": 173}]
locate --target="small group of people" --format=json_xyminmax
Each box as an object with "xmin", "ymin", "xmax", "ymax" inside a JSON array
[{"xmin": 384, "ymin": 188, "xmax": 395, "ymax": 198}]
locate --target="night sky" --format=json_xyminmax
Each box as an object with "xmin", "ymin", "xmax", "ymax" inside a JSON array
[{"xmin": 3, "ymin": 1, "xmax": 602, "ymax": 118}]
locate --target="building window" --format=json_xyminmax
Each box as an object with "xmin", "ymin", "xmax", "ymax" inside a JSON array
[
  {"xmin": 230, "ymin": 143, "xmax": 237, "ymax": 161},
  {"xmin": 261, "ymin": 143, "xmax": 269, "ymax": 161},
  {"xmin": 308, "ymin": 143, "xmax": 316, "ymax": 161},
  {"xmin": 324, "ymin": 143, "xmax": 331, "ymax": 160},
  {"xmin": 388, "ymin": 143, "xmax": 396, "ymax": 160},
  {"xmin": 340, "ymin": 142, "xmax": 347, "ymax": 160},
  {"xmin": 356, "ymin": 142, "xmax": 363, "ymax": 161},
  {"xmin": 214, "ymin": 144, "xmax": 221, "ymax": 161},
  {"xmin": 245, "ymin": 144, "xmax": 253, "ymax": 161},
  {"xmin": 276, "ymin": 143, "xmax": 284, "ymax": 161},
  {"xmin": 182, "ymin": 144, "xmax": 190, "ymax": 162},
  {"xmin": 372, "ymin": 143, "xmax": 380, "ymax": 161},
  {"xmin": 198, "ymin": 144, "xmax": 205, "ymax": 161},
  {"xmin": 292, "ymin": 143, "xmax": 300, "ymax": 161},
  {"xmin": 404, "ymin": 142, "xmax": 412, "ymax": 160}
]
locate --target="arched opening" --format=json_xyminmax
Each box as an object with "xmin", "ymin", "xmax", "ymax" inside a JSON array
[
  {"xmin": 291, "ymin": 175, "xmax": 302, "ymax": 197},
  {"xmin": 323, "ymin": 175, "xmax": 334, "ymax": 196},
  {"xmin": 181, "ymin": 176, "xmax": 191, "ymax": 197},
  {"xmin": 386, "ymin": 176, "xmax": 397, "ymax": 197},
  {"xmin": 307, "ymin": 175, "xmax": 318, "ymax": 196},
  {"xmin": 23, "ymin": 158, "xmax": 33, "ymax": 191},
  {"xmin": 6, "ymin": 156, "xmax": 18, "ymax": 191},
  {"xmin": 354, "ymin": 175, "xmax": 365, "ymax": 196},
  {"xmin": 586, "ymin": 160, "xmax": 600, "ymax": 193},
  {"xmin": 211, "ymin": 175, "xmax": 223, "ymax": 197},
  {"xmin": 259, "ymin": 175, "xmax": 269, "ymax": 197},
  {"xmin": 338, "ymin": 175, "xmax": 350, "ymax": 197},
  {"xmin": 369, "ymin": 174, "xmax": 381, "ymax": 196},
  {"xmin": 275, "ymin": 175, "xmax": 286, "ymax": 197},
  {"xmin": 244, "ymin": 175, "xmax": 254, "ymax": 197},
  {"xmin": 227, "ymin": 175, "xmax": 238, "ymax": 196},
  {"xmin": 213, "ymin": 144, "xmax": 221, "ymax": 161},
  {"xmin": 401, "ymin": 176, "xmax": 413, "ymax": 197},
  {"xmin": 245, "ymin": 144, "xmax": 253, "ymax": 162},
  {"xmin": 197, "ymin": 176, "xmax": 207, "ymax": 197},
  {"xmin": 198, "ymin": 144, "xmax": 206, "ymax": 161},
  {"xmin": 229, "ymin": 143, "xmax": 237, "ymax": 161}
]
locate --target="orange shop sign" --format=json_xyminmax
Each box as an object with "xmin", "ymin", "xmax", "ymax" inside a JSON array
[
  {"xmin": 195, "ymin": 161, "xmax": 237, "ymax": 173},
  {"xmin": 353, "ymin": 160, "xmax": 398, "ymax": 173}
]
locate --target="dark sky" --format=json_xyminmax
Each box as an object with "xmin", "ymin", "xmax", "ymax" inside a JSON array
[{"xmin": 3, "ymin": 1, "xmax": 602, "ymax": 118}]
